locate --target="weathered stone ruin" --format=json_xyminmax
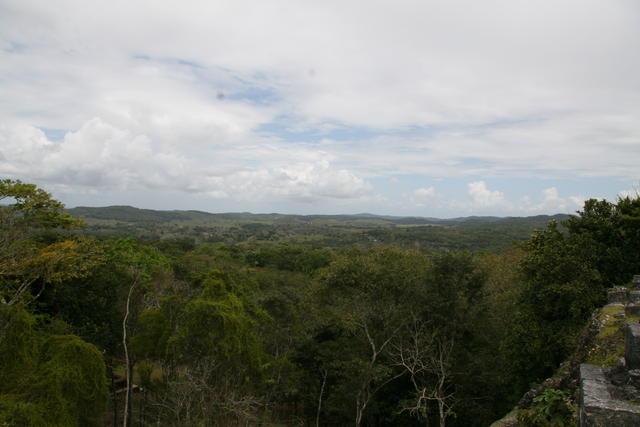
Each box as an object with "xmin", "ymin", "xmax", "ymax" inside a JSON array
[{"xmin": 579, "ymin": 275, "xmax": 640, "ymax": 426}]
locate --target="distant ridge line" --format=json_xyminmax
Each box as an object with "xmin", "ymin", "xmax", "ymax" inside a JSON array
[{"xmin": 66, "ymin": 204, "xmax": 571, "ymax": 225}]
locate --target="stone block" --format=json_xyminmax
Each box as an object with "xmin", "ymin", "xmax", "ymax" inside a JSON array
[
  {"xmin": 579, "ymin": 364, "xmax": 640, "ymax": 426},
  {"xmin": 625, "ymin": 323, "xmax": 640, "ymax": 370},
  {"xmin": 625, "ymin": 305, "xmax": 640, "ymax": 317},
  {"xmin": 608, "ymin": 287, "xmax": 629, "ymax": 304},
  {"xmin": 628, "ymin": 369, "xmax": 640, "ymax": 389},
  {"xmin": 630, "ymin": 290, "xmax": 640, "ymax": 304},
  {"xmin": 633, "ymin": 275, "xmax": 640, "ymax": 289}
]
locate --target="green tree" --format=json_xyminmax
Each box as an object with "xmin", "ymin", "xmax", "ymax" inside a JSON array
[
  {"xmin": 105, "ymin": 239, "xmax": 167, "ymax": 427},
  {"xmin": 318, "ymin": 247, "xmax": 432, "ymax": 426},
  {"xmin": 0, "ymin": 179, "xmax": 98, "ymax": 307},
  {"xmin": 503, "ymin": 195, "xmax": 640, "ymax": 395},
  {"xmin": 299, "ymin": 248, "xmax": 491, "ymax": 426},
  {"xmin": 0, "ymin": 306, "xmax": 108, "ymax": 426},
  {"xmin": 0, "ymin": 179, "xmax": 80, "ymax": 229},
  {"xmin": 130, "ymin": 269, "xmax": 269, "ymax": 425},
  {"xmin": 0, "ymin": 180, "xmax": 108, "ymax": 425}
]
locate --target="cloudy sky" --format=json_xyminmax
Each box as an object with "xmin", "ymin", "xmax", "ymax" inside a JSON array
[{"xmin": 1, "ymin": 0, "xmax": 639, "ymax": 217}]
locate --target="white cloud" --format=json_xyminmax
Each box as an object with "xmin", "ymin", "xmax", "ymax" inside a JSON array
[
  {"xmin": 414, "ymin": 186, "xmax": 436, "ymax": 199},
  {"xmin": 569, "ymin": 196, "xmax": 586, "ymax": 209},
  {"xmin": 0, "ymin": 0, "xmax": 638, "ymax": 214},
  {"xmin": 518, "ymin": 187, "xmax": 585, "ymax": 214},
  {"xmin": 3, "ymin": 1, "xmax": 639, "ymax": 136},
  {"xmin": 0, "ymin": 119, "xmax": 372, "ymax": 203},
  {"xmin": 467, "ymin": 181, "xmax": 505, "ymax": 208},
  {"xmin": 619, "ymin": 188, "xmax": 640, "ymax": 199},
  {"xmin": 0, "ymin": 123, "xmax": 52, "ymax": 172},
  {"xmin": 412, "ymin": 186, "xmax": 438, "ymax": 207},
  {"xmin": 314, "ymin": 113, "xmax": 640, "ymax": 181},
  {"xmin": 542, "ymin": 187, "xmax": 561, "ymax": 205},
  {"xmin": 443, "ymin": 184, "xmax": 586, "ymax": 215},
  {"xmin": 532, "ymin": 187, "xmax": 574, "ymax": 212}
]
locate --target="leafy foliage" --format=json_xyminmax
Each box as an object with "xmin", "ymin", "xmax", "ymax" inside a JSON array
[
  {"xmin": 0, "ymin": 179, "xmax": 81, "ymax": 230},
  {"xmin": 503, "ymin": 196, "xmax": 640, "ymax": 396},
  {"xmin": 517, "ymin": 388, "xmax": 576, "ymax": 427},
  {"xmin": 0, "ymin": 180, "xmax": 108, "ymax": 426},
  {"xmin": 33, "ymin": 334, "xmax": 109, "ymax": 426},
  {"xmin": 0, "ymin": 179, "xmax": 99, "ymax": 306},
  {"xmin": 68, "ymin": 204, "xmax": 568, "ymax": 253},
  {"xmin": 5, "ymin": 179, "xmax": 638, "ymax": 426},
  {"xmin": 0, "ymin": 307, "xmax": 108, "ymax": 426}
]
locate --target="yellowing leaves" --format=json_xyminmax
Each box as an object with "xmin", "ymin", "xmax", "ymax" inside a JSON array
[
  {"xmin": 0, "ymin": 179, "xmax": 102, "ymax": 305},
  {"xmin": 26, "ymin": 239, "xmax": 104, "ymax": 284}
]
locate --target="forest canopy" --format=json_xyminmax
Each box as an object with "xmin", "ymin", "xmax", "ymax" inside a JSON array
[{"xmin": 1, "ymin": 179, "xmax": 639, "ymax": 426}]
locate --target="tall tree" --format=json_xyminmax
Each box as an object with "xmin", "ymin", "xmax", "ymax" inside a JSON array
[
  {"xmin": 0, "ymin": 179, "xmax": 99, "ymax": 307},
  {"xmin": 503, "ymin": 195, "xmax": 640, "ymax": 394},
  {"xmin": 106, "ymin": 239, "xmax": 166, "ymax": 427},
  {"xmin": 130, "ymin": 269, "xmax": 268, "ymax": 425},
  {"xmin": 319, "ymin": 247, "xmax": 431, "ymax": 426},
  {"xmin": 0, "ymin": 180, "xmax": 109, "ymax": 425}
]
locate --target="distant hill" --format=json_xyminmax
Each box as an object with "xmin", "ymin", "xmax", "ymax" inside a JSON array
[
  {"xmin": 68, "ymin": 205, "xmax": 187, "ymax": 223},
  {"xmin": 67, "ymin": 205, "xmax": 570, "ymax": 226},
  {"xmin": 66, "ymin": 205, "xmax": 572, "ymax": 252}
]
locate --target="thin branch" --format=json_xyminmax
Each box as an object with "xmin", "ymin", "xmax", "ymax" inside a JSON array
[
  {"xmin": 122, "ymin": 273, "xmax": 140, "ymax": 427},
  {"xmin": 316, "ymin": 368, "xmax": 328, "ymax": 427}
]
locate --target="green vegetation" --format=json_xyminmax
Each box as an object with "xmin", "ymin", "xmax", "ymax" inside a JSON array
[
  {"xmin": 517, "ymin": 388, "xmax": 576, "ymax": 426},
  {"xmin": 0, "ymin": 180, "xmax": 108, "ymax": 426},
  {"xmin": 67, "ymin": 204, "xmax": 569, "ymax": 253},
  {"xmin": 2, "ymin": 178, "xmax": 639, "ymax": 426},
  {"xmin": 585, "ymin": 305, "xmax": 627, "ymax": 367},
  {"xmin": 501, "ymin": 196, "xmax": 640, "ymax": 394}
]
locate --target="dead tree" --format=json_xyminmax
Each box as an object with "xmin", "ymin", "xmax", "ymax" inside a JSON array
[{"xmin": 394, "ymin": 321, "xmax": 456, "ymax": 427}]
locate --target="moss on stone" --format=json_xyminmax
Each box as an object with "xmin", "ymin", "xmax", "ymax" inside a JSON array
[{"xmin": 584, "ymin": 306, "xmax": 636, "ymax": 367}]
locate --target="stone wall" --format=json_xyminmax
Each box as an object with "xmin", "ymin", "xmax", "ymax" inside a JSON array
[{"xmin": 579, "ymin": 275, "xmax": 640, "ymax": 426}]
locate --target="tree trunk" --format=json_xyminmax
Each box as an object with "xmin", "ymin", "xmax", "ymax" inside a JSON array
[
  {"xmin": 316, "ymin": 369, "xmax": 327, "ymax": 427},
  {"xmin": 355, "ymin": 405, "xmax": 364, "ymax": 427},
  {"xmin": 122, "ymin": 278, "xmax": 137, "ymax": 427}
]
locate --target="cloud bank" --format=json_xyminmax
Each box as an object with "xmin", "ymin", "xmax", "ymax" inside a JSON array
[{"xmin": 1, "ymin": 0, "xmax": 638, "ymax": 215}]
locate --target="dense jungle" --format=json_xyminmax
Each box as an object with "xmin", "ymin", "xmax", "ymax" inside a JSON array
[{"xmin": 1, "ymin": 178, "xmax": 640, "ymax": 426}]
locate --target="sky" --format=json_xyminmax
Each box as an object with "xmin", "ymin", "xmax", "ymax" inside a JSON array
[{"xmin": 0, "ymin": 0, "xmax": 639, "ymax": 217}]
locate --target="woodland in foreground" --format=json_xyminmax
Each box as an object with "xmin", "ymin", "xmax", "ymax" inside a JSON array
[{"xmin": 1, "ymin": 178, "xmax": 639, "ymax": 426}]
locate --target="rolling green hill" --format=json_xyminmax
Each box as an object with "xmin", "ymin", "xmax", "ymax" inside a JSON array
[{"xmin": 66, "ymin": 205, "xmax": 571, "ymax": 252}]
